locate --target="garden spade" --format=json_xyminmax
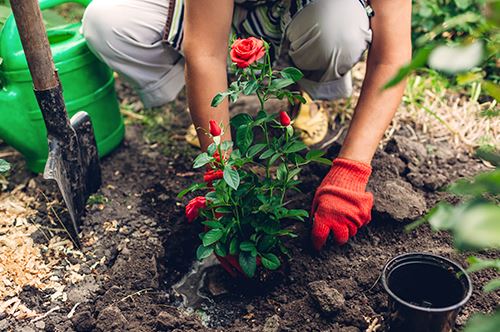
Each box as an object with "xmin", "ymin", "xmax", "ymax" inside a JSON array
[{"xmin": 9, "ymin": 0, "xmax": 101, "ymax": 246}]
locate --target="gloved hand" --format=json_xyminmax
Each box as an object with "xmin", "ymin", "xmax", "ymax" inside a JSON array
[{"xmin": 311, "ymin": 158, "xmax": 373, "ymax": 250}]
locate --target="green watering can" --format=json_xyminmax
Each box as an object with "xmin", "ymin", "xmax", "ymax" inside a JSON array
[{"xmin": 0, "ymin": 0, "xmax": 124, "ymax": 173}]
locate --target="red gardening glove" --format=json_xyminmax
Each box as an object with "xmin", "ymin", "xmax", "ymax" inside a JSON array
[{"xmin": 311, "ymin": 158, "xmax": 373, "ymax": 250}]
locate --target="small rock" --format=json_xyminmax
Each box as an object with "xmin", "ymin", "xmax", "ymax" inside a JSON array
[
  {"xmin": 262, "ymin": 314, "xmax": 280, "ymax": 332},
  {"xmin": 371, "ymin": 179, "xmax": 426, "ymax": 221},
  {"xmin": 19, "ymin": 327, "xmax": 35, "ymax": 332},
  {"xmin": 95, "ymin": 306, "xmax": 127, "ymax": 332},
  {"xmin": 0, "ymin": 319, "xmax": 10, "ymax": 330},
  {"xmin": 71, "ymin": 311, "xmax": 95, "ymax": 332},
  {"xmin": 35, "ymin": 321, "xmax": 45, "ymax": 330},
  {"xmin": 339, "ymin": 327, "xmax": 360, "ymax": 332},
  {"xmin": 386, "ymin": 135, "xmax": 427, "ymax": 165},
  {"xmin": 308, "ymin": 280, "xmax": 345, "ymax": 315},
  {"xmin": 156, "ymin": 310, "xmax": 181, "ymax": 330}
]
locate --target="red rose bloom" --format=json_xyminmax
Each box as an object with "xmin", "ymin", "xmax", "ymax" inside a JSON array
[
  {"xmin": 279, "ymin": 111, "xmax": 291, "ymax": 126},
  {"xmin": 204, "ymin": 169, "xmax": 224, "ymax": 186},
  {"xmin": 185, "ymin": 196, "xmax": 206, "ymax": 223},
  {"xmin": 209, "ymin": 120, "xmax": 222, "ymax": 137},
  {"xmin": 230, "ymin": 37, "xmax": 266, "ymax": 68}
]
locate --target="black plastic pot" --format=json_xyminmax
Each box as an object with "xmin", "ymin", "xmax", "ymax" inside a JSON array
[{"xmin": 382, "ymin": 253, "xmax": 472, "ymax": 332}]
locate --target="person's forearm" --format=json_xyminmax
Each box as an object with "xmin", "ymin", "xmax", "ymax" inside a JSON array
[
  {"xmin": 338, "ymin": 62, "xmax": 406, "ymax": 164},
  {"xmin": 185, "ymin": 56, "xmax": 230, "ymax": 150}
]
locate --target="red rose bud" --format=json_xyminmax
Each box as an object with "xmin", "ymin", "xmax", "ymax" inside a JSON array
[
  {"xmin": 279, "ymin": 111, "xmax": 291, "ymax": 126},
  {"xmin": 204, "ymin": 169, "xmax": 224, "ymax": 186},
  {"xmin": 230, "ymin": 37, "xmax": 266, "ymax": 68},
  {"xmin": 185, "ymin": 196, "xmax": 207, "ymax": 223},
  {"xmin": 209, "ymin": 120, "xmax": 222, "ymax": 136}
]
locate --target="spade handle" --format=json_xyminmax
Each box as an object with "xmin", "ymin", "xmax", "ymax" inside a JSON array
[{"xmin": 9, "ymin": 0, "xmax": 59, "ymax": 90}]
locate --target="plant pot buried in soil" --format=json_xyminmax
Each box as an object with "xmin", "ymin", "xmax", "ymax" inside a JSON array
[
  {"xmin": 381, "ymin": 253, "xmax": 472, "ymax": 332},
  {"xmin": 179, "ymin": 37, "xmax": 330, "ymax": 280}
]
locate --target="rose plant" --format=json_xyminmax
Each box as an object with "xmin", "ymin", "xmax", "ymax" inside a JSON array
[{"xmin": 179, "ymin": 38, "xmax": 330, "ymax": 278}]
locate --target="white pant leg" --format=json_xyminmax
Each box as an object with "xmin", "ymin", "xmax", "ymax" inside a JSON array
[
  {"xmin": 82, "ymin": 0, "xmax": 185, "ymax": 108},
  {"xmin": 286, "ymin": 0, "xmax": 372, "ymax": 100}
]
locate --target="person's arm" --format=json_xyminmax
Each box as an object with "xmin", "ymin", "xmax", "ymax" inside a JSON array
[
  {"xmin": 183, "ymin": 0, "xmax": 234, "ymax": 150},
  {"xmin": 338, "ymin": 0, "xmax": 412, "ymax": 164},
  {"xmin": 311, "ymin": 0, "xmax": 412, "ymax": 249}
]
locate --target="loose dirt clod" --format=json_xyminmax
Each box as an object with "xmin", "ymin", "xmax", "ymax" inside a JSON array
[
  {"xmin": 95, "ymin": 306, "xmax": 127, "ymax": 332},
  {"xmin": 386, "ymin": 135, "xmax": 428, "ymax": 165},
  {"xmin": 372, "ymin": 179, "xmax": 427, "ymax": 221},
  {"xmin": 262, "ymin": 314, "xmax": 281, "ymax": 332},
  {"xmin": 308, "ymin": 280, "xmax": 345, "ymax": 315}
]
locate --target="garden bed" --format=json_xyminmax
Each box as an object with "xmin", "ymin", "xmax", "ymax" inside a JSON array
[{"xmin": 0, "ymin": 80, "xmax": 498, "ymax": 332}]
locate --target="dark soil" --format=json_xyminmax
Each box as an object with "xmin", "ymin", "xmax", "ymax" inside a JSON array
[{"xmin": 1, "ymin": 81, "xmax": 498, "ymax": 332}]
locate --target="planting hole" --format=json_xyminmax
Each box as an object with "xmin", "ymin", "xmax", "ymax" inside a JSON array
[{"xmin": 387, "ymin": 261, "xmax": 467, "ymax": 309}]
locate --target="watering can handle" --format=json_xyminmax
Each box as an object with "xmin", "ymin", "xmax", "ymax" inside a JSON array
[{"xmin": 39, "ymin": 0, "xmax": 92, "ymax": 11}]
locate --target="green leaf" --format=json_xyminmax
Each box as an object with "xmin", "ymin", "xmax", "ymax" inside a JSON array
[
  {"xmin": 0, "ymin": 159, "xmax": 11, "ymax": 173},
  {"xmin": 243, "ymin": 80, "xmax": 259, "ymax": 95},
  {"xmin": 202, "ymin": 229, "xmax": 224, "ymax": 246},
  {"xmin": 229, "ymin": 237, "xmax": 239, "ymax": 255},
  {"xmin": 270, "ymin": 78, "xmax": 295, "ymax": 90},
  {"xmin": 427, "ymin": 202, "xmax": 456, "ymax": 230},
  {"xmin": 466, "ymin": 256, "xmax": 500, "ymax": 274},
  {"xmin": 448, "ymin": 170, "xmax": 500, "ymax": 196},
  {"xmin": 239, "ymin": 241, "xmax": 256, "ymax": 252},
  {"xmin": 475, "ymin": 146, "xmax": 500, "ymax": 167},
  {"xmin": 306, "ymin": 150, "xmax": 326, "ymax": 160},
  {"xmin": 231, "ymin": 113, "xmax": 253, "ymax": 128},
  {"xmin": 282, "ymin": 209, "xmax": 309, "ymax": 221},
  {"xmin": 202, "ymin": 221, "xmax": 224, "ymax": 229},
  {"xmin": 484, "ymin": 279, "xmax": 500, "ymax": 293},
  {"xmin": 223, "ymin": 168, "xmax": 240, "ymax": 190},
  {"xmin": 454, "ymin": 0, "xmax": 472, "ymax": 10},
  {"xmin": 260, "ymin": 149, "xmax": 275, "ymax": 159},
  {"xmin": 285, "ymin": 141, "xmax": 307, "ymax": 153},
  {"xmin": 207, "ymin": 143, "xmax": 217, "ymax": 156},
  {"xmin": 236, "ymin": 125, "xmax": 254, "ymax": 153},
  {"xmin": 315, "ymin": 158, "xmax": 333, "ymax": 166},
  {"xmin": 196, "ymin": 245, "xmax": 214, "ymax": 260},
  {"xmin": 177, "ymin": 182, "xmax": 206, "ymax": 199},
  {"xmin": 193, "ymin": 153, "xmax": 212, "ymax": 168},
  {"xmin": 276, "ymin": 163, "xmax": 287, "ymax": 181},
  {"xmin": 281, "ymin": 67, "xmax": 304, "ymax": 82},
  {"xmin": 239, "ymin": 251, "xmax": 257, "ymax": 278},
  {"xmin": 269, "ymin": 153, "xmax": 281, "ymax": 166},
  {"xmin": 221, "ymin": 140, "xmax": 233, "ymax": 151},
  {"xmin": 261, "ymin": 253, "xmax": 281, "ymax": 270},
  {"xmin": 454, "ymin": 203, "xmax": 500, "ymax": 250},
  {"xmin": 257, "ymin": 235, "xmax": 276, "ymax": 252},
  {"xmin": 211, "ymin": 93, "xmax": 227, "ymax": 107},
  {"xmin": 483, "ymin": 80, "xmax": 500, "ymax": 102},
  {"xmin": 246, "ymin": 143, "xmax": 267, "ymax": 158},
  {"xmin": 214, "ymin": 242, "xmax": 228, "ymax": 257},
  {"xmin": 463, "ymin": 310, "xmax": 500, "ymax": 332},
  {"xmin": 287, "ymin": 167, "xmax": 302, "ymax": 181}
]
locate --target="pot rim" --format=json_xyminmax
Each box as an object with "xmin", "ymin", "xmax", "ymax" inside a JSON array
[{"xmin": 381, "ymin": 252, "xmax": 473, "ymax": 313}]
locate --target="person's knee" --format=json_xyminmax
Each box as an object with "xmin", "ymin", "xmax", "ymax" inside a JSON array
[
  {"xmin": 288, "ymin": 0, "xmax": 371, "ymax": 78},
  {"xmin": 82, "ymin": 0, "xmax": 127, "ymax": 60}
]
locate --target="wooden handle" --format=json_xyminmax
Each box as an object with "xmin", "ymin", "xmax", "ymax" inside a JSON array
[{"xmin": 9, "ymin": 0, "xmax": 58, "ymax": 90}]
